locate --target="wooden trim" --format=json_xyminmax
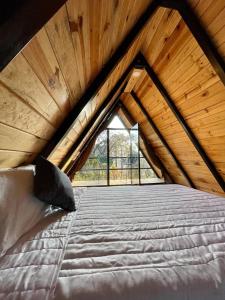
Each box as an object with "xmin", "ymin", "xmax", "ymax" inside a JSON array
[
  {"xmin": 158, "ymin": 0, "xmax": 225, "ymax": 86},
  {"xmin": 0, "ymin": 0, "xmax": 67, "ymax": 71},
  {"xmin": 37, "ymin": 1, "xmax": 158, "ymax": 159},
  {"xmin": 139, "ymin": 53, "xmax": 225, "ymax": 192},
  {"xmin": 59, "ymin": 64, "xmax": 133, "ymax": 170},
  {"xmin": 118, "ymin": 101, "xmax": 173, "ymax": 183},
  {"xmin": 131, "ymin": 91, "xmax": 195, "ymax": 188}
]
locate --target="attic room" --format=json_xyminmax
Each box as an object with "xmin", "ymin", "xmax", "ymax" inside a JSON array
[{"xmin": 0, "ymin": 0, "xmax": 225, "ymax": 299}]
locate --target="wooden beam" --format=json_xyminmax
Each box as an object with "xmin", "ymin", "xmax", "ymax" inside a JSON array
[
  {"xmin": 130, "ymin": 91, "xmax": 195, "ymax": 188},
  {"xmin": 119, "ymin": 101, "xmax": 173, "ymax": 183},
  {"xmin": 124, "ymin": 68, "xmax": 144, "ymax": 93},
  {"xmin": 63, "ymin": 98, "xmax": 120, "ymax": 173},
  {"xmin": 59, "ymin": 64, "xmax": 133, "ymax": 170},
  {"xmin": 67, "ymin": 101, "xmax": 119, "ymax": 177},
  {"xmin": 139, "ymin": 53, "xmax": 225, "ymax": 192},
  {"xmin": 158, "ymin": 0, "xmax": 225, "ymax": 86},
  {"xmin": 0, "ymin": 0, "xmax": 67, "ymax": 71},
  {"xmin": 37, "ymin": 1, "xmax": 158, "ymax": 159}
]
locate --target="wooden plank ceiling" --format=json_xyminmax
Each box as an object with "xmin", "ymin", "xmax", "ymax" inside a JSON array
[{"xmin": 0, "ymin": 0, "xmax": 224, "ymax": 196}]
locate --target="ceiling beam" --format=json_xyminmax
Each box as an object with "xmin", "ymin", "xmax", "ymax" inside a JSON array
[
  {"xmin": 119, "ymin": 101, "xmax": 173, "ymax": 183},
  {"xmin": 59, "ymin": 63, "xmax": 133, "ymax": 170},
  {"xmin": 139, "ymin": 53, "xmax": 225, "ymax": 192},
  {"xmin": 158, "ymin": 0, "xmax": 225, "ymax": 86},
  {"xmin": 124, "ymin": 68, "xmax": 144, "ymax": 93},
  {"xmin": 0, "ymin": 0, "xmax": 67, "ymax": 71},
  {"xmin": 37, "ymin": 0, "xmax": 158, "ymax": 159},
  {"xmin": 130, "ymin": 90, "xmax": 195, "ymax": 188}
]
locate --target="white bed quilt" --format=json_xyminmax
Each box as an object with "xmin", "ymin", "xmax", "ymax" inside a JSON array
[
  {"xmin": 54, "ymin": 184, "xmax": 225, "ymax": 300},
  {"xmin": 0, "ymin": 188, "xmax": 85, "ymax": 300},
  {"xmin": 0, "ymin": 209, "xmax": 74, "ymax": 300}
]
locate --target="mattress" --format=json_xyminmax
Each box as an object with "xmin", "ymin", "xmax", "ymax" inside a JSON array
[
  {"xmin": 54, "ymin": 184, "xmax": 225, "ymax": 300},
  {"xmin": 1, "ymin": 184, "xmax": 225, "ymax": 300}
]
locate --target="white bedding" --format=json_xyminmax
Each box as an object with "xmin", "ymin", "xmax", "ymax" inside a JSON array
[
  {"xmin": 1, "ymin": 184, "xmax": 225, "ymax": 300},
  {"xmin": 0, "ymin": 209, "xmax": 74, "ymax": 300},
  {"xmin": 0, "ymin": 188, "xmax": 85, "ymax": 300},
  {"xmin": 55, "ymin": 184, "xmax": 225, "ymax": 300}
]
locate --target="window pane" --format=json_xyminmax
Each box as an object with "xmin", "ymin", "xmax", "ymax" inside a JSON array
[
  {"xmin": 140, "ymin": 157, "xmax": 150, "ymax": 168},
  {"xmin": 109, "ymin": 129, "xmax": 130, "ymax": 157},
  {"xmin": 109, "ymin": 169, "xmax": 131, "ymax": 185},
  {"xmin": 139, "ymin": 151, "xmax": 144, "ymax": 158},
  {"xmin": 140, "ymin": 169, "xmax": 158, "ymax": 184},
  {"xmin": 131, "ymin": 169, "xmax": 139, "ymax": 184},
  {"xmin": 109, "ymin": 157, "xmax": 130, "ymax": 169},
  {"xmin": 131, "ymin": 156, "xmax": 139, "ymax": 168},
  {"xmin": 83, "ymin": 157, "xmax": 107, "ymax": 170},
  {"xmin": 130, "ymin": 130, "xmax": 138, "ymax": 157},
  {"xmin": 73, "ymin": 170, "xmax": 107, "ymax": 186},
  {"xmin": 91, "ymin": 131, "xmax": 107, "ymax": 157}
]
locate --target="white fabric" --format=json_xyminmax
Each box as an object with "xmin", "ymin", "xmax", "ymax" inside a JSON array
[
  {"xmin": 54, "ymin": 185, "xmax": 225, "ymax": 300},
  {"xmin": 0, "ymin": 208, "xmax": 74, "ymax": 300},
  {"xmin": 0, "ymin": 167, "xmax": 46, "ymax": 257},
  {"xmin": 0, "ymin": 188, "xmax": 85, "ymax": 300}
]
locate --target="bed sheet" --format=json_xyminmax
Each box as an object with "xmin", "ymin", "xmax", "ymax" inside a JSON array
[{"xmin": 54, "ymin": 184, "xmax": 225, "ymax": 300}]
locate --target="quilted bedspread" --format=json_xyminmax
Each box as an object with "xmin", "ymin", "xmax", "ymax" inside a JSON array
[
  {"xmin": 0, "ymin": 188, "xmax": 85, "ymax": 300},
  {"xmin": 1, "ymin": 184, "xmax": 225, "ymax": 300},
  {"xmin": 54, "ymin": 184, "xmax": 225, "ymax": 300}
]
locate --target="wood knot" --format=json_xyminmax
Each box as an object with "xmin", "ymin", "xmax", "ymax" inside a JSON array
[
  {"xmin": 104, "ymin": 22, "xmax": 110, "ymax": 32},
  {"xmin": 48, "ymin": 78, "xmax": 56, "ymax": 89},
  {"xmin": 202, "ymin": 91, "xmax": 209, "ymax": 97},
  {"xmin": 69, "ymin": 21, "xmax": 78, "ymax": 32}
]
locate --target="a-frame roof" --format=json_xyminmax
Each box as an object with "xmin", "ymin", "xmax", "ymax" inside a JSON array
[{"xmin": 0, "ymin": 0, "xmax": 225, "ymax": 196}]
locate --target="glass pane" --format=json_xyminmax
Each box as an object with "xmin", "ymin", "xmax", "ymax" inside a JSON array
[
  {"xmin": 139, "ymin": 151, "xmax": 144, "ymax": 158},
  {"xmin": 73, "ymin": 170, "xmax": 107, "ymax": 186},
  {"xmin": 130, "ymin": 129, "xmax": 138, "ymax": 157},
  {"xmin": 130, "ymin": 156, "xmax": 139, "ymax": 168},
  {"xmin": 140, "ymin": 157, "xmax": 150, "ymax": 168},
  {"xmin": 140, "ymin": 169, "xmax": 158, "ymax": 184},
  {"xmin": 107, "ymin": 115, "xmax": 125, "ymax": 129},
  {"xmin": 109, "ymin": 169, "xmax": 131, "ymax": 185},
  {"xmin": 109, "ymin": 157, "xmax": 130, "ymax": 169},
  {"xmin": 83, "ymin": 157, "xmax": 107, "ymax": 170},
  {"xmin": 131, "ymin": 169, "xmax": 139, "ymax": 184},
  {"xmin": 109, "ymin": 129, "xmax": 130, "ymax": 157},
  {"xmin": 90, "ymin": 130, "xmax": 107, "ymax": 159}
]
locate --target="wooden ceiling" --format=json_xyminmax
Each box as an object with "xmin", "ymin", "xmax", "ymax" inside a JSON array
[{"xmin": 0, "ymin": 0, "xmax": 224, "ymax": 196}]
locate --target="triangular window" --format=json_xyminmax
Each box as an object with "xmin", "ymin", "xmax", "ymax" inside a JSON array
[{"xmin": 73, "ymin": 115, "xmax": 163, "ymax": 186}]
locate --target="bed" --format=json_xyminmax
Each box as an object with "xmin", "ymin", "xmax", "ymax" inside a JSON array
[{"xmin": 1, "ymin": 184, "xmax": 225, "ymax": 300}]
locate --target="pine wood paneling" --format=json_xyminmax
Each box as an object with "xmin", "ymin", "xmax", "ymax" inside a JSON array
[
  {"xmin": 22, "ymin": 28, "xmax": 72, "ymax": 116},
  {"xmin": 0, "ymin": 83, "xmax": 55, "ymax": 139},
  {"xmin": 0, "ymin": 123, "xmax": 46, "ymax": 153},
  {"xmin": 0, "ymin": 54, "xmax": 62, "ymax": 127},
  {"xmin": 139, "ymin": 3, "xmax": 225, "ymax": 194},
  {"xmin": 0, "ymin": 150, "xmax": 35, "ymax": 168},
  {"xmin": 121, "ymin": 92, "xmax": 189, "ymax": 186}
]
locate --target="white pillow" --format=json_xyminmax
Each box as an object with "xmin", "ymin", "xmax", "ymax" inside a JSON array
[{"xmin": 0, "ymin": 167, "xmax": 46, "ymax": 257}]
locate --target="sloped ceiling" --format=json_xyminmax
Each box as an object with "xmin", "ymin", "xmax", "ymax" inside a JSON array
[{"xmin": 0, "ymin": 0, "xmax": 224, "ymax": 196}]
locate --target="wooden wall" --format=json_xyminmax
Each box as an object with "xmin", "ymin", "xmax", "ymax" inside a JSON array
[
  {"xmin": 0, "ymin": 0, "xmax": 152, "ymax": 168},
  {"xmin": 0, "ymin": 0, "xmax": 224, "ymax": 196},
  {"xmin": 120, "ymin": 2, "xmax": 225, "ymax": 195}
]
